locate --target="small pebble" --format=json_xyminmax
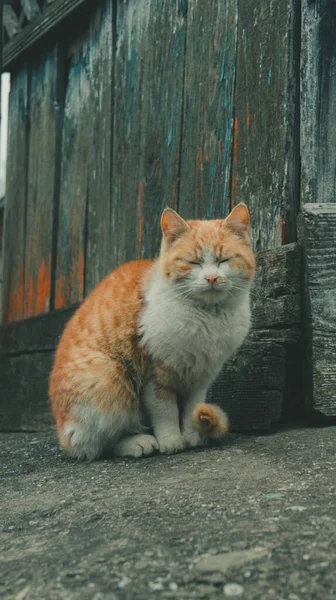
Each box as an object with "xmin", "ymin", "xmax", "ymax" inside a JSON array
[
  {"xmin": 169, "ymin": 582, "xmax": 178, "ymax": 591},
  {"xmin": 118, "ymin": 577, "xmax": 131, "ymax": 589},
  {"xmin": 149, "ymin": 581, "xmax": 164, "ymax": 591},
  {"xmin": 223, "ymin": 583, "xmax": 244, "ymax": 597}
]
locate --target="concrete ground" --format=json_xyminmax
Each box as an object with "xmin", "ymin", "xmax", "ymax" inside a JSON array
[{"xmin": 1, "ymin": 426, "xmax": 335, "ymax": 600}]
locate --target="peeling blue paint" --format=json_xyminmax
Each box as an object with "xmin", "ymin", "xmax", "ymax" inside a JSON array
[
  {"xmin": 268, "ymin": 69, "xmax": 272, "ymax": 85},
  {"xmin": 167, "ymin": 126, "xmax": 173, "ymax": 147}
]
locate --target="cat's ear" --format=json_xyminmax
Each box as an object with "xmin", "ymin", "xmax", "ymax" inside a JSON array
[
  {"xmin": 161, "ymin": 208, "xmax": 190, "ymax": 245},
  {"xmin": 224, "ymin": 203, "xmax": 250, "ymax": 243}
]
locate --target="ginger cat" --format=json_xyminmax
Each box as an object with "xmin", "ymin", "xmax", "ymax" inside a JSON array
[{"xmin": 49, "ymin": 204, "xmax": 255, "ymax": 460}]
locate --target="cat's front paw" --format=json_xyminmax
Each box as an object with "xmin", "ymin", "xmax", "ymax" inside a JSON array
[
  {"xmin": 157, "ymin": 434, "xmax": 186, "ymax": 455},
  {"xmin": 183, "ymin": 431, "xmax": 203, "ymax": 448}
]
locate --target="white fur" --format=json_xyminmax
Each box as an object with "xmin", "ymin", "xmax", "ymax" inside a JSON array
[
  {"xmin": 140, "ymin": 267, "xmax": 252, "ymax": 385},
  {"xmin": 139, "ymin": 256, "xmax": 252, "ymax": 451},
  {"xmin": 61, "ymin": 404, "xmax": 143, "ymax": 460}
]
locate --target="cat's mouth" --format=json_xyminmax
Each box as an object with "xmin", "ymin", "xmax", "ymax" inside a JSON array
[{"xmin": 197, "ymin": 287, "xmax": 225, "ymax": 303}]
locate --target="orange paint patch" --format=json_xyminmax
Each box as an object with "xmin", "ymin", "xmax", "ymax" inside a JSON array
[
  {"xmin": 196, "ymin": 148, "xmax": 203, "ymax": 171},
  {"xmin": 26, "ymin": 276, "xmax": 34, "ymax": 316},
  {"xmin": 253, "ymin": 112, "xmax": 257, "ymax": 132},
  {"xmin": 246, "ymin": 104, "xmax": 251, "ymax": 129},
  {"xmin": 77, "ymin": 252, "xmax": 84, "ymax": 301},
  {"xmin": 280, "ymin": 218, "xmax": 290, "ymax": 245},
  {"xmin": 55, "ymin": 273, "xmax": 65, "ymax": 309},
  {"xmin": 35, "ymin": 258, "xmax": 51, "ymax": 314}
]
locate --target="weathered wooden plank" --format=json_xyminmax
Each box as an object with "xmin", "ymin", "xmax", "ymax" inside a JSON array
[
  {"xmin": 231, "ymin": 0, "xmax": 299, "ymax": 250},
  {"xmin": 251, "ymin": 243, "xmax": 301, "ymax": 329},
  {"xmin": 3, "ymin": 5, "xmax": 21, "ymax": 40},
  {"xmin": 0, "ymin": 306, "xmax": 78, "ymax": 356},
  {"xmin": 112, "ymin": 0, "xmax": 186, "ymax": 266},
  {"xmin": 54, "ymin": 28, "xmax": 90, "ymax": 308},
  {"xmin": 301, "ymin": 1, "xmax": 336, "ymax": 206},
  {"xmin": 85, "ymin": 0, "xmax": 113, "ymax": 294},
  {"xmin": 1, "ymin": 64, "xmax": 29, "ymax": 323},
  {"xmin": 179, "ymin": 0, "xmax": 237, "ymax": 219},
  {"xmin": 299, "ymin": 204, "xmax": 336, "ymax": 418},
  {"xmin": 254, "ymin": 243, "xmax": 301, "ymax": 298},
  {"xmin": 24, "ymin": 46, "xmax": 58, "ymax": 318},
  {"xmin": 3, "ymin": 0, "xmax": 90, "ymax": 70},
  {"xmin": 55, "ymin": 1, "xmax": 114, "ymax": 305},
  {"xmin": 208, "ymin": 341, "xmax": 285, "ymax": 432},
  {"xmin": 20, "ymin": 0, "xmax": 41, "ymax": 22},
  {"xmin": 0, "ymin": 352, "xmax": 54, "ymax": 431}
]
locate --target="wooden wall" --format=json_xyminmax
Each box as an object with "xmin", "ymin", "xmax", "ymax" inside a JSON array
[{"xmin": 1, "ymin": 0, "xmax": 304, "ymax": 323}]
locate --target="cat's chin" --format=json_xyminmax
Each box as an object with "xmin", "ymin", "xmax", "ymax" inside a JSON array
[{"xmin": 195, "ymin": 288, "xmax": 226, "ymax": 305}]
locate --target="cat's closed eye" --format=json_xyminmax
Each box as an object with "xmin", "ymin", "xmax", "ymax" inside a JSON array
[{"xmin": 186, "ymin": 260, "xmax": 202, "ymax": 266}]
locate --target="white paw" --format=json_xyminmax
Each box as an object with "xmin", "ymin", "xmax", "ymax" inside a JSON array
[
  {"xmin": 114, "ymin": 434, "xmax": 159, "ymax": 458},
  {"xmin": 183, "ymin": 431, "xmax": 203, "ymax": 448},
  {"xmin": 157, "ymin": 434, "xmax": 186, "ymax": 455}
]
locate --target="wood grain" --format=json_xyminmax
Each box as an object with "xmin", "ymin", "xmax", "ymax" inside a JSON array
[
  {"xmin": 85, "ymin": 0, "xmax": 113, "ymax": 294},
  {"xmin": 24, "ymin": 46, "xmax": 58, "ymax": 318},
  {"xmin": 54, "ymin": 31, "xmax": 89, "ymax": 308},
  {"xmin": 3, "ymin": 0, "xmax": 90, "ymax": 69},
  {"xmin": 232, "ymin": 0, "xmax": 299, "ymax": 250},
  {"xmin": 3, "ymin": 5, "xmax": 21, "ymax": 40},
  {"xmin": 0, "ymin": 352, "xmax": 54, "ymax": 431},
  {"xmin": 179, "ymin": 0, "xmax": 237, "ymax": 219},
  {"xmin": 112, "ymin": 0, "xmax": 186, "ymax": 266},
  {"xmin": 301, "ymin": 1, "xmax": 336, "ymax": 206},
  {"xmin": 55, "ymin": 0, "xmax": 114, "ymax": 305},
  {"xmin": 299, "ymin": 204, "xmax": 336, "ymax": 417},
  {"xmin": 2, "ymin": 64, "xmax": 29, "ymax": 323},
  {"xmin": 0, "ymin": 306, "xmax": 78, "ymax": 356},
  {"xmin": 208, "ymin": 340, "xmax": 285, "ymax": 432}
]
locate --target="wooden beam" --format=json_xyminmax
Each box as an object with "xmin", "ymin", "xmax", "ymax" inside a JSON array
[
  {"xmin": 301, "ymin": 1, "xmax": 336, "ymax": 207},
  {"xmin": 111, "ymin": 0, "xmax": 186, "ymax": 267},
  {"xmin": 1, "ymin": 64, "xmax": 29, "ymax": 323},
  {"xmin": 179, "ymin": 0, "xmax": 237, "ymax": 219},
  {"xmin": 3, "ymin": 5, "xmax": 21, "ymax": 40},
  {"xmin": 299, "ymin": 204, "xmax": 336, "ymax": 418},
  {"xmin": 0, "ymin": 352, "xmax": 55, "ymax": 431},
  {"xmin": 232, "ymin": 0, "xmax": 300, "ymax": 249},
  {"xmin": 0, "ymin": 305, "xmax": 78, "ymax": 356},
  {"xmin": 2, "ymin": 0, "xmax": 90, "ymax": 70},
  {"xmin": 24, "ymin": 46, "xmax": 59, "ymax": 318}
]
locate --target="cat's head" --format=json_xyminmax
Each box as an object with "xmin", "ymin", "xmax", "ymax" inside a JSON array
[{"xmin": 159, "ymin": 204, "xmax": 255, "ymax": 305}]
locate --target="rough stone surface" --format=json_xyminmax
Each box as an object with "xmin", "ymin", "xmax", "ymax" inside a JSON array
[{"xmin": 1, "ymin": 427, "xmax": 336, "ymax": 599}]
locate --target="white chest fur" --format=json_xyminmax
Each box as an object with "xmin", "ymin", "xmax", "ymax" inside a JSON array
[{"xmin": 140, "ymin": 272, "xmax": 251, "ymax": 386}]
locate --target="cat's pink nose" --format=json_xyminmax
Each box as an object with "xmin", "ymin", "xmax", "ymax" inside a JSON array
[{"xmin": 205, "ymin": 275, "xmax": 218, "ymax": 285}]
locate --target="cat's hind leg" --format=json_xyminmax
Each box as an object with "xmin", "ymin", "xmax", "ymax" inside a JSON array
[{"xmin": 58, "ymin": 405, "xmax": 142, "ymax": 461}]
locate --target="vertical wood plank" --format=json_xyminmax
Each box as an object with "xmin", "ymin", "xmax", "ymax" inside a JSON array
[
  {"xmin": 55, "ymin": 0, "xmax": 114, "ymax": 306},
  {"xmin": 179, "ymin": 0, "xmax": 238, "ymax": 220},
  {"xmin": 24, "ymin": 46, "xmax": 58, "ymax": 317},
  {"xmin": 112, "ymin": 0, "xmax": 186, "ymax": 266},
  {"xmin": 85, "ymin": 0, "xmax": 113, "ymax": 294},
  {"xmin": 299, "ymin": 204, "xmax": 336, "ymax": 418},
  {"xmin": 232, "ymin": 0, "xmax": 299, "ymax": 250},
  {"xmin": 54, "ymin": 33, "xmax": 89, "ymax": 308},
  {"xmin": 2, "ymin": 65, "xmax": 29, "ymax": 323},
  {"xmin": 301, "ymin": 1, "xmax": 336, "ymax": 206}
]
